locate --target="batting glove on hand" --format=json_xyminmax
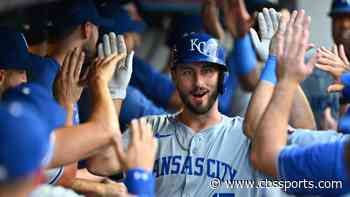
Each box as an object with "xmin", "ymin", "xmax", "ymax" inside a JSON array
[
  {"xmin": 98, "ymin": 32, "xmax": 134, "ymax": 100},
  {"xmin": 250, "ymin": 8, "xmax": 280, "ymax": 61}
]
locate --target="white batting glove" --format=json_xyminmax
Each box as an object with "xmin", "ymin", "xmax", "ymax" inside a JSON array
[
  {"xmin": 250, "ymin": 8, "xmax": 280, "ymax": 61},
  {"xmin": 98, "ymin": 33, "xmax": 134, "ymax": 99}
]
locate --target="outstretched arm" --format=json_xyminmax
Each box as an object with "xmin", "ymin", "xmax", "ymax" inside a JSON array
[
  {"xmin": 250, "ymin": 10, "xmax": 314, "ymax": 176},
  {"xmin": 244, "ymin": 9, "xmax": 315, "ymax": 139},
  {"xmin": 85, "ymin": 34, "xmax": 133, "ymax": 176},
  {"xmin": 47, "ymin": 44, "xmax": 124, "ymax": 169}
]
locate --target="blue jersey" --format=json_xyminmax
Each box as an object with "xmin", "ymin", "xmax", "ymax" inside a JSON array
[
  {"xmin": 119, "ymin": 86, "xmax": 166, "ymax": 130},
  {"xmin": 29, "ymin": 57, "xmax": 60, "ymax": 94},
  {"xmin": 278, "ymin": 133, "xmax": 350, "ymax": 196}
]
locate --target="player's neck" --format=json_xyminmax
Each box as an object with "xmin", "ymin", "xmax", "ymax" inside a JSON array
[{"xmin": 178, "ymin": 101, "xmax": 222, "ymax": 133}]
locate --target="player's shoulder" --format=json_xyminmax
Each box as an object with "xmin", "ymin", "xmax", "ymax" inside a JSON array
[
  {"xmin": 142, "ymin": 113, "xmax": 177, "ymax": 131},
  {"xmin": 221, "ymin": 115, "xmax": 245, "ymax": 129}
]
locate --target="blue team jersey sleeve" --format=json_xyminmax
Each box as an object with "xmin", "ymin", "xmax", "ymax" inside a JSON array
[
  {"xmin": 287, "ymin": 129, "xmax": 342, "ymax": 146},
  {"xmin": 130, "ymin": 56, "xmax": 175, "ymax": 109},
  {"xmin": 119, "ymin": 86, "xmax": 166, "ymax": 131},
  {"xmin": 277, "ymin": 135, "xmax": 350, "ymax": 196}
]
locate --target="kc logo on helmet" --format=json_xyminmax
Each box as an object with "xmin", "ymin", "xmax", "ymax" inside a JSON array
[{"xmin": 190, "ymin": 38, "xmax": 219, "ymax": 58}]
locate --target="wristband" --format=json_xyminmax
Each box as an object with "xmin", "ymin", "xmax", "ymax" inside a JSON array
[
  {"xmin": 340, "ymin": 72, "xmax": 350, "ymax": 86},
  {"xmin": 232, "ymin": 34, "xmax": 257, "ymax": 76},
  {"xmin": 260, "ymin": 55, "xmax": 277, "ymax": 85},
  {"xmin": 124, "ymin": 168, "xmax": 155, "ymax": 197}
]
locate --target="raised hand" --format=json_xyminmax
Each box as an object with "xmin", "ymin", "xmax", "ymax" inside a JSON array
[
  {"xmin": 114, "ymin": 118, "xmax": 158, "ymax": 172},
  {"xmin": 316, "ymin": 45, "xmax": 350, "ymax": 92},
  {"xmin": 54, "ymin": 47, "xmax": 85, "ymax": 106},
  {"xmin": 250, "ymin": 8, "xmax": 280, "ymax": 61},
  {"xmin": 276, "ymin": 10, "xmax": 315, "ymax": 83},
  {"xmin": 98, "ymin": 33, "xmax": 134, "ymax": 99},
  {"xmin": 223, "ymin": 0, "xmax": 254, "ymax": 38},
  {"xmin": 201, "ymin": 0, "xmax": 225, "ymax": 40}
]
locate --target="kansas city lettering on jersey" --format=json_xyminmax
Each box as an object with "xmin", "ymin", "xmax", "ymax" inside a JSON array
[{"xmin": 153, "ymin": 155, "xmax": 237, "ymax": 181}]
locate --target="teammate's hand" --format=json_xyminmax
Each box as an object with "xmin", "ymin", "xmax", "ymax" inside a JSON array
[
  {"xmin": 202, "ymin": 0, "xmax": 225, "ymax": 41},
  {"xmin": 88, "ymin": 53, "xmax": 126, "ymax": 84},
  {"xmin": 250, "ymin": 8, "xmax": 280, "ymax": 61},
  {"xmin": 223, "ymin": 0, "xmax": 254, "ymax": 38},
  {"xmin": 98, "ymin": 33, "xmax": 133, "ymax": 99},
  {"xmin": 316, "ymin": 45, "xmax": 350, "ymax": 92},
  {"xmin": 276, "ymin": 10, "xmax": 315, "ymax": 83},
  {"xmin": 114, "ymin": 118, "xmax": 158, "ymax": 172},
  {"xmin": 54, "ymin": 47, "xmax": 85, "ymax": 106}
]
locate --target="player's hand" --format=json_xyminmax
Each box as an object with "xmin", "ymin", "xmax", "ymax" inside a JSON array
[
  {"xmin": 54, "ymin": 47, "xmax": 85, "ymax": 106},
  {"xmin": 315, "ymin": 45, "xmax": 350, "ymax": 92},
  {"xmin": 98, "ymin": 33, "xmax": 133, "ymax": 99},
  {"xmin": 250, "ymin": 8, "xmax": 280, "ymax": 61},
  {"xmin": 223, "ymin": 0, "xmax": 254, "ymax": 38},
  {"xmin": 202, "ymin": 0, "xmax": 225, "ymax": 41},
  {"xmin": 276, "ymin": 10, "xmax": 315, "ymax": 83},
  {"xmin": 114, "ymin": 118, "xmax": 158, "ymax": 172}
]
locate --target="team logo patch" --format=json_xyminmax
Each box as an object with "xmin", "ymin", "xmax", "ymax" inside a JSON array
[{"xmin": 190, "ymin": 38, "xmax": 219, "ymax": 59}]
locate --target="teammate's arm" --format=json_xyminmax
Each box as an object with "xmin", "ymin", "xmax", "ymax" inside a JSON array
[
  {"xmin": 243, "ymin": 9, "xmax": 315, "ymax": 139},
  {"xmin": 47, "ymin": 50, "xmax": 125, "ymax": 168},
  {"xmin": 250, "ymin": 10, "xmax": 314, "ymax": 176},
  {"xmin": 289, "ymin": 86, "xmax": 316, "ymax": 129},
  {"xmin": 85, "ymin": 34, "xmax": 132, "ymax": 176},
  {"xmin": 223, "ymin": 0, "xmax": 259, "ymax": 92}
]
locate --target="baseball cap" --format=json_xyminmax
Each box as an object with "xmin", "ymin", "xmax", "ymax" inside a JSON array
[
  {"xmin": 0, "ymin": 27, "xmax": 47, "ymax": 71},
  {"xmin": 329, "ymin": 0, "xmax": 350, "ymax": 17},
  {"xmin": 98, "ymin": 1, "xmax": 146, "ymax": 35},
  {"xmin": 0, "ymin": 102, "xmax": 51, "ymax": 182},
  {"xmin": 1, "ymin": 83, "xmax": 67, "ymax": 132},
  {"xmin": 50, "ymin": 0, "xmax": 114, "ymax": 30},
  {"xmin": 172, "ymin": 33, "xmax": 227, "ymax": 70}
]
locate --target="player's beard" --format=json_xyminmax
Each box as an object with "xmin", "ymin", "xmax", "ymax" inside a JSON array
[{"xmin": 178, "ymin": 86, "xmax": 219, "ymax": 115}]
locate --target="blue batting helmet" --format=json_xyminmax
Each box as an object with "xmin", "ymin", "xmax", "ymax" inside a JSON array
[
  {"xmin": 172, "ymin": 33, "xmax": 227, "ymax": 71},
  {"xmin": 329, "ymin": 0, "xmax": 350, "ymax": 17}
]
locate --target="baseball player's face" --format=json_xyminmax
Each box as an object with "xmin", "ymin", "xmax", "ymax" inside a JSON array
[
  {"xmin": 173, "ymin": 63, "xmax": 220, "ymax": 114},
  {"xmin": 333, "ymin": 14, "xmax": 350, "ymax": 57}
]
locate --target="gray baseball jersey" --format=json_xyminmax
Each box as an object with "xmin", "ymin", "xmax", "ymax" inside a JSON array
[{"xmin": 122, "ymin": 114, "xmax": 343, "ymax": 197}]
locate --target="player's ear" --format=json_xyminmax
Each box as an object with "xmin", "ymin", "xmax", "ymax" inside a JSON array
[{"xmin": 81, "ymin": 22, "xmax": 94, "ymax": 40}]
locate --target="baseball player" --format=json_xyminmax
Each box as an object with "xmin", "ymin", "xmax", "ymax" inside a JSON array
[
  {"xmin": 0, "ymin": 9, "xmax": 127, "ymax": 190},
  {"xmin": 0, "ymin": 85, "xmax": 58, "ymax": 197},
  {"xmin": 75, "ymin": 1, "xmax": 167, "ymax": 132},
  {"xmin": 97, "ymin": 0, "xmax": 260, "ymax": 118},
  {"xmin": 250, "ymin": 10, "xmax": 350, "ymax": 196},
  {"xmin": 116, "ymin": 31, "xmax": 322, "ymax": 197}
]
